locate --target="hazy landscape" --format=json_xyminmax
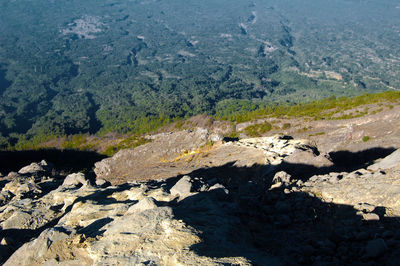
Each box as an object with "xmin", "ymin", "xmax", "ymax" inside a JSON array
[{"xmin": 0, "ymin": 0, "xmax": 400, "ymax": 148}]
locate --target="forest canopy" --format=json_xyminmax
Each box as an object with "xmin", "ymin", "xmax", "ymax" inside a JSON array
[{"xmin": 0, "ymin": 0, "xmax": 400, "ymax": 147}]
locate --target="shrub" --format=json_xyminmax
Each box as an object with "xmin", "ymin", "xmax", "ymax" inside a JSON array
[{"xmin": 362, "ymin": 136, "xmax": 370, "ymax": 142}]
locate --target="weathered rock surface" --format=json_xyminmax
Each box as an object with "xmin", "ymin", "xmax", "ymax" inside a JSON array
[
  {"xmin": 300, "ymin": 153, "xmax": 400, "ymax": 215},
  {"xmin": 368, "ymin": 149, "xmax": 400, "ymax": 171},
  {"xmin": 2, "ymin": 137, "xmax": 400, "ymax": 265},
  {"xmin": 94, "ymin": 128, "xmax": 211, "ymax": 182}
]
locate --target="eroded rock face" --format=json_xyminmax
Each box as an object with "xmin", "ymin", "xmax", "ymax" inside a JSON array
[
  {"xmin": 94, "ymin": 128, "xmax": 210, "ymax": 182},
  {"xmin": 2, "ymin": 140, "xmax": 400, "ymax": 265}
]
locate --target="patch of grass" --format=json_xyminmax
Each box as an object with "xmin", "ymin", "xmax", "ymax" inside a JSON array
[
  {"xmin": 216, "ymin": 91, "xmax": 400, "ymax": 123},
  {"xmin": 174, "ymin": 119, "xmax": 185, "ymax": 129},
  {"xmin": 282, "ymin": 123, "xmax": 291, "ymax": 129},
  {"xmin": 244, "ymin": 122, "xmax": 272, "ymax": 137},
  {"xmin": 102, "ymin": 136, "xmax": 151, "ymax": 156},
  {"xmin": 226, "ymin": 130, "xmax": 240, "ymax": 139},
  {"xmin": 61, "ymin": 134, "xmax": 96, "ymax": 151},
  {"xmin": 309, "ymin": 132, "xmax": 325, "ymax": 137}
]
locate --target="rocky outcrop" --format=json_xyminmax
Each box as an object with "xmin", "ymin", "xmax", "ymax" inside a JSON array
[
  {"xmin": 2, "ymin": 137, "xmax": 400, "ymax": 265},
  {"xmin": 301, "ymin": 149, "xmax": 400, "ymax": 216}
]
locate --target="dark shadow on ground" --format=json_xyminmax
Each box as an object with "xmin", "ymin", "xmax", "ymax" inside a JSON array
[
  {"xmin": 0, "ymin": 149, "xmax": 107, "ymax": 176},
  {"xmin": 168, "ymin": 148, "xmax": 400, "ymax": 265},
  {"xmin": 278, "ymin": 147, "xmax": 396, "ymax": 181},
  {"xmin": 329, "ymin": 147, "xmax": 396, "ymax": 170}
]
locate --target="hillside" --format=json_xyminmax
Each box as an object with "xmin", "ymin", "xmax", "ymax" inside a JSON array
[{"xmin": 1, "ymin": 102, "xmax": 400, "ymax": 264}]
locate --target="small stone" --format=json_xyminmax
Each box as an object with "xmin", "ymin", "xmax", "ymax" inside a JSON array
[
  {"xmin": 362, "ymin": 213, "xmax": 380, "ymax": 221},
  {"xmin": 1, "ymin": 238, "xmax": 8, "ymax": 245},
  {"xmin": 95, "ymin": 178, "xmax": 111, "ymax": 188},
  {"xmin": 364, "ymin": 239, "xmax": 387, "ymax": 258},
  {"xmin": 270, "ymin": 182, "xmax": 282, "ymax": 189}
]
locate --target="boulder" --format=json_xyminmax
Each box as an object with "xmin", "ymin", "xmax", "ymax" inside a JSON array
[
  {"xmin": 95, "ymin": 178, "xmax": 111, "ymax": 188},
  {"xmin": 209, "ymin": 133, "xmax": 223, "ymax": 142},
  {"xmin": 18, "ymin": 163, "xmax": 44, "ymax": 175},
  {"xmin": 62, "ymin": 173, "xmax": 90, "ymax": 188},
  {"xmin": 272, "ymin": 171, "xmax": 291, "ymax": 185},
  {"xmin": 170, "ymin": 175, "xmax": 193, "ymax": 199}
]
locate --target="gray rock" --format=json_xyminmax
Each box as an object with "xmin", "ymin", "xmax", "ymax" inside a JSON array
[
  {"xmin": 364, "ymin": 238, "xmax": 387, "ymax": 258},
  {"xmin": 126, "ymin": 197, "xmax": 158, "ymax": 214},
  {"xmin": 362, "ymin": 213, "xmax": 380, "ymax": 221},
  {"xmin": 4, "ymin": 228, "xmax": 70, "ymax": 266},
  {"xmin": 170, "ymin": 175, "xmax": 193, "ymax": 199},
  {"xmin": 209, "ymin": 133, "xmax": 223, "ymax": 142},
  {"xmin": 62, "ymin": 173, "xmax": 90, "ymax": 188},
  {"xmin": 18, "ymin": 163, "xmax": 44, "ymax": 175},
  {"xmin": 272, "ymin": 171, "xmax": 291, "ymax": 185},
  {"xmin": 1, "ymin": 210, "xmax": 32, "ymax": 230},
  {"xmin": 95, "ymin": 178, "xmax": 111, "ymax": 188},
  {"xmin": 368, "ymin": 149, "xmax": 400, "ymax": 171}
]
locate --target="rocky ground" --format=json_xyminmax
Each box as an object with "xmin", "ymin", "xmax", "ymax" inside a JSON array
[{"xmin": 1, "ymin": 133, "xmax": 400, "ymax": 265}]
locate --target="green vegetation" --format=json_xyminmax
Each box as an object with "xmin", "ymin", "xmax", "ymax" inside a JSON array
[
  {"xmin": 61, "ymin": 134, "xmax": 97, "ymax": 151},
  {"xmin": 362, "ymin": 136, "xmax": 370, "ymax": 142},
  {"xmin": 103, "ymin": 136, "xmax": 151, "ymax": 156},
  {"xmin": 309, "ymin": 132, "xmax": 325, "ymax": 137},
  {"xmin": 244, "ymin": 122, "xmax": 272, "ymax": 137},
  {"xmin": 1, "ymin": 0, "xmax": 400, "ymax": 151},
  {"xmin": 216, "ymin": 91, "xmax": 400, "ymax": 123}
]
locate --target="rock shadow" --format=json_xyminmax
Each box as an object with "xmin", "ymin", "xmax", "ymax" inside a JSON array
[
  {"xmin": 0, "ymin": 149, "xmax": 107, "ymax": 176},
  {"xmin": 77, "ymin": 217, "xmax": 114, "ymax": 238},
  {"xmin": 169, "ymin": 160, "xmax": 400, "ymax": 264},
  {"xmin": 278, "ymin": 147, "xmax": 396, "ymax": 181}
]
